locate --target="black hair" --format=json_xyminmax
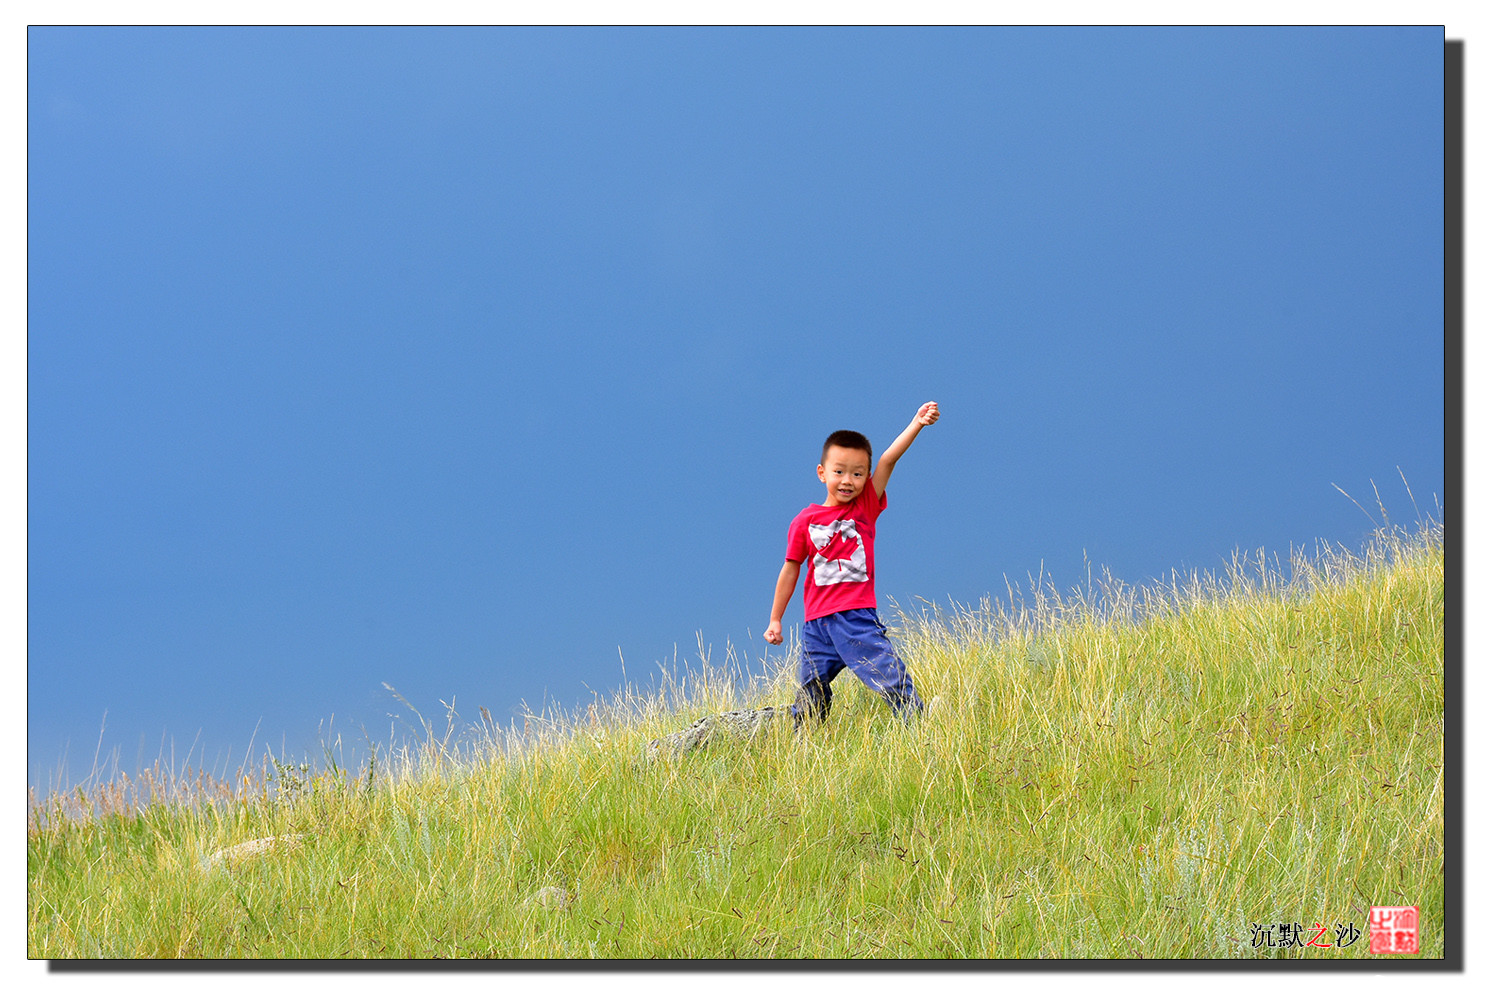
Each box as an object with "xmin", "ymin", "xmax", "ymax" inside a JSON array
[{"xmin": 821, "ymin": 429, "xmax": 873, "ymax": 466}]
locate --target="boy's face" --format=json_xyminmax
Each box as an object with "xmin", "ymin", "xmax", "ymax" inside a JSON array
[{"xmin": 818, "ymin": 445, "xmax": 871, "ymax": 506}]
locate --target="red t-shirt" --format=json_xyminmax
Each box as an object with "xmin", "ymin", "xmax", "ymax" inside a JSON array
[{"xmin": 785, "ymin": 485, "xmax": 888, "ymax": 621}]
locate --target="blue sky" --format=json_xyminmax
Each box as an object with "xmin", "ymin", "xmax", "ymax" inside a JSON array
[{"xmin": 26, "ymin": 26, "xmax": 1446, "ymax": 792}]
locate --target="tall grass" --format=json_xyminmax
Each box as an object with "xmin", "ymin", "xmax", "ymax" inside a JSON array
[{"xmin": 28, "ymin": 521, "xmax": 1444, "ymax": 959}]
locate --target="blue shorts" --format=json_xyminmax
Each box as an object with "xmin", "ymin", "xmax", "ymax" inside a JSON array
[{"xmin": 794, "ymin": 607, "xmax": 924, "ymax": 724}]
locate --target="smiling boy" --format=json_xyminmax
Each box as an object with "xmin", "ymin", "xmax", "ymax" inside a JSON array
[{"xmin": 765, "ymin": 402, "xmax": 940, "ymax": 725}]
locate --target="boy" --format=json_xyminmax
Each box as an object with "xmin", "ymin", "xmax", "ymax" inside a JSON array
[{"xmin": 765, "ymin": 401, "xmax": 940, "ymax": 725}]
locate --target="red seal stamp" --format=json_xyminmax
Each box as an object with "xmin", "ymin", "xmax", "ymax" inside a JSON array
[{"xmin": 1368, "ymin": 905, "xmax": 1419, "ymax": 954}]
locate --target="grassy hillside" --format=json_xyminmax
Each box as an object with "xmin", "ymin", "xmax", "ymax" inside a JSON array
[{"xmin": 28, "ymin": 522, "xmax": 1445, "ymax": 959}]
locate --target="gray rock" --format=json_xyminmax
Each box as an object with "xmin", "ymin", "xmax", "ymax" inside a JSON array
[
  {"xmin": 201, "ymin": 832, "xmax": 311, "ymax": 871},
  {"xmin": 646, "ymin": 705, "xmax": 792, "ymax": 760}
]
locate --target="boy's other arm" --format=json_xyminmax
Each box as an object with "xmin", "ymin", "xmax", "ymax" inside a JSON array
[
  {"xmin": 765, "ymin": 560, "xmax": 802, "ymax": 645},
  {"xmin": 872, "ymin": 401, "xmax": 940, "ymax": 499}
]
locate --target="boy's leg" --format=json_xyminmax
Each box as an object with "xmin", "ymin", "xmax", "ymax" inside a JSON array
[
  {"xmin": 825, "ymin": 609, "xmax": 925, "ymax": 722},
  {"xmin": 792, "ymin": 616, "xmax": 843, "ymax": 727}
]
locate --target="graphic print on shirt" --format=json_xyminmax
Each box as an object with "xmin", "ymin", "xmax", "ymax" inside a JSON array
[{"xmin": 809, "ymin": 519, "xmax": 868, "ymax": 585}]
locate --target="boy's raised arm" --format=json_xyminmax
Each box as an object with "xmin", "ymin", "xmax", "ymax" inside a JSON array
[{"xmin": 872, "ymin": 401, "xmax": 940, "ymax": 498}]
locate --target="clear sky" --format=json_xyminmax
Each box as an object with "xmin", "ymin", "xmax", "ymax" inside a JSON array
[{"xmin": 27, "ymin": 26, "xmax": 1446, "ymax": 792}]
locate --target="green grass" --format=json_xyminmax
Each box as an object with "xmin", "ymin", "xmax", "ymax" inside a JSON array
[{"xmin": 28, "ymin": 522, "xmax": 1445, "ymax": 959}]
